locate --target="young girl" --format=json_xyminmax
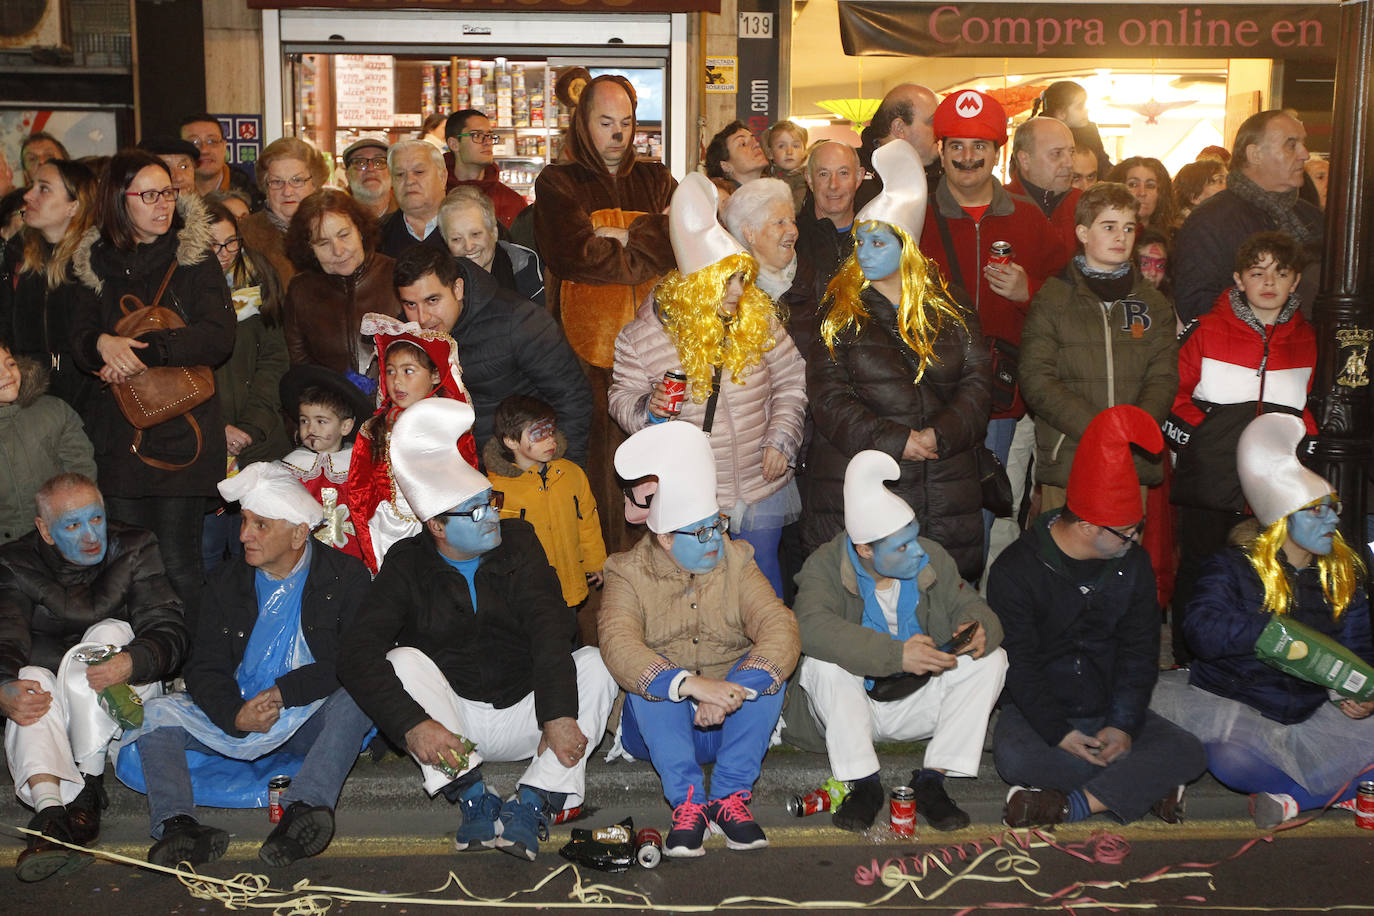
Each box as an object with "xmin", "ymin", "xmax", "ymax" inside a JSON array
[
  {"xmin": 763, "ymin": 120, "xmax": 809, "ymax": 213},
  {"xmin": 345, "ymin": 313, "xmax": 478, "ymax": 573}
]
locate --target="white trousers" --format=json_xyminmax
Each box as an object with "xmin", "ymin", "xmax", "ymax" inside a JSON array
[
  {"xmin": 983, "ymin": 415, "xmax": 1036, "ymax": 592},
  {"xmin": 386, "ymin": 645, "xmax": 618, "ymax": 808},
  {"xmin": 798, "ymin": 648, "xmax": 1008, "ymax": 782},
  {"xmin": 5, "ymin": 619, "xmax": 163, "ymax": 807}
]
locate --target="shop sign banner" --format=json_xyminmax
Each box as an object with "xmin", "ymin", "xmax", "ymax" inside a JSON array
[
  {"xmin": 838, "ymin": 2, "xmax": 1341, "ymax": 61},
  {"xmin": 736, "ymin": 0, "xmax": 781, "ymax": 134},
  {"xmin": 249, "ymin": 0, "xmax": 722, "ymax": 13}
]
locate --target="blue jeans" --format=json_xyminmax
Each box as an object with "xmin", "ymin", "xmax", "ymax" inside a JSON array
[
  {"xmin": 137, "ymin": 688, "xmax": 371, "ymax": 838},
  {"xmin": 201, "ymin": 508, "xmax": 242, "ymax": 574},
  {"xmin": 738, "ymin": 525, "xmax": 784, "ymax": 599},
  {"xmin": 982, "ymin": 418, "xmax": 1017, "ymax": 559}
]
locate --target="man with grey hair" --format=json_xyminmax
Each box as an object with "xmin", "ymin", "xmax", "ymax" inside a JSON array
[
  {"xmin": 380, "ymin": 139, "xmax": 450, "ymax": 258},
  {"xmin": 342, "ymin": 137, "xmax": 397, "ymax": 221},
  {"xmin": 857, "ymin": 83, "xmax": 943, "ymax": 209},
  {"xmin": 1008, "ymin": 117, "xmax": 1080, "ymax": 266},
  {"xmin": 439, "ymin": 187, "xmax": 545, "ymax": 306},
  {"xmin": 1, "ymin": 473, "xmax": 185, "ymax": 881},
  {"xmin": 797, "ymin": 141, "xmax": 863, "ymax": 300}
]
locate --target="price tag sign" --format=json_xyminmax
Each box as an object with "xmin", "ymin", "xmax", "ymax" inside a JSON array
[{"xmin": 738, "ymin": 12, "xmax": 773, "ymax": 38}]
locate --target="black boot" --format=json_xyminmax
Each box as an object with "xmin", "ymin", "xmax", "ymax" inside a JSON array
[
  {"xmin": 148, "ymin": 815, "xmax": 230, "ymax": 867},
  {"xmin": 912, "ymin": 769, "xmax": 970, "ymax": 831},
  {"xmin": 831, "ymin": 774, "xmax": 884, "ymax": 833},
  {"xmin": 67, "ymin": 773, "xmax": 107, "ymax": 846},
  {"xmin": 259, "ymin": 801, "xmax": 336, "ymax": 867},
  {"xmin": 16, "ymin": 807, "xmax": 90, "ymax": 883}
]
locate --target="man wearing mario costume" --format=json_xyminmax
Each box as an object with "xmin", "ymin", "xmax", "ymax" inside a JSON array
[{"xmin": 986, "ymin": 406, "xmax": 1206, "ymax": 828}]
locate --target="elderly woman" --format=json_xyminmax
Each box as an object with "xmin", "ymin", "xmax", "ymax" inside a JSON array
[
  {"xmin": 239, "ymin": 137, "xmax": 328, "ymax": 285},
  {"xmin": 438, "ymin": 187, "xmax": 544, "ymax": 306},
  {"xmin": 281, "ymin": 189, "xmax": 396, "ymax": 384},
  {"xmin": 609, "ymin": 174, "xmax": 806, "ymax": 598},
  {"xmin": 803, "ymin": 141, "xmax": 991, "ymax": 582}
]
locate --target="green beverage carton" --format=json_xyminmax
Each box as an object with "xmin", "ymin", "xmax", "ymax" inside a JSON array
[
  {"xmin": 74, "ymin": 645, "xmax": 145, "ymax": 730},
  {"xmin": 1254, "ymin": 615, "xmax": 1374, "ymax": 702}
]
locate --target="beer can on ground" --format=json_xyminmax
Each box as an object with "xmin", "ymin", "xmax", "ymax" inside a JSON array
[
  {"xmin": 889, "ymin": 786, "xmax": 917, "ymax": 837},
  {"xmin": 1356, "ymin": 781, "xmax": 1374, "ymax": 830},
  {"xmin": 551, "ymin": 805, "xmax": 584, "ymax": 825},
  {"xmin": 268, "ymin": 775, "xmax": 291, "ymax": 823},
  {"xmin": 662, "ymin": 370, "xmax": 688, "ymax": 415},
  {"xmin": 988, "ymin": 241, "xmax": 1014, "ymax": 267},
  {"xmin": 636, "ymin": 828, "xmax": 663, "ymax": 868},
  {"xmin": 787, "ymin": 788, "xmax": 833, "ymax": 817}
]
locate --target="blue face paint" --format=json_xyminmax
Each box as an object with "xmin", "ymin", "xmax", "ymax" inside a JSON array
[
  {"xmin": 441, "ymin": 488, "xmax": 502, "ymax": 557},
  {"xmin": 869, "ymin": 520, "xmax": 926, "ymax": 580},
  {"xmin": 855, "ymin": 223, "xmax": 903, "ymax": 283},
  {"xmin": 1289, "ymin": 498, "xmax": 1339, "ymax": 557},
  {"xmin": 49, "ymin": 501, "xmax": 107, "ymax": 566},
  {"xmin": 668, "ymin": 512, "xmax": 725, "ymax": 574}
]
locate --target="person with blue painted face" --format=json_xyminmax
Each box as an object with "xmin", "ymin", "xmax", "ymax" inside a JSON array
[
  {"xmin": 599, "ymin": 421, "xmax": 799, "ymax": 858},
  {"xmin": 0, "ymin": 473, "xmax": 186, "ymax": 881},
  {"xmin": 338, "ymin": 399, "xmax": 617, "ymax": 864},
  {"xmin": 1152, "ymin": 414, "xmax": 1374, "ymax": 830},
  {"xmin": 786, "ymin": 450, "xmax": 1007, "ymax": 833},
  {"xmin": 802, "ymin": 141, "xmax": 992, "ymax": 583}
]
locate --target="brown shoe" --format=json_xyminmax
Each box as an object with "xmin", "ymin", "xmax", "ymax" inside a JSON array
[
  {"xmin": 1151, "ymin": 785, "xmax": 1186, "ymax": 824},
  {"xmin": 1003, "ymin": 786, "xmax": 1070, "ymax": 828},
  {"xmin": 16, "ymin": 808, "xmax": 90, "ymax": 883},
  {"xmin": 67, "ymin": 774, "xmax": 107, "ymax": 846}
]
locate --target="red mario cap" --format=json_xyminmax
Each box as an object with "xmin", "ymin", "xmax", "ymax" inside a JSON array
[
  {"xmin": 933, "ymin": 89, "xmax": 1008, "ymax": 146},
  {"xmin": 1066, "ymin": 405, "xmax": 1164, "ymax": 528}
]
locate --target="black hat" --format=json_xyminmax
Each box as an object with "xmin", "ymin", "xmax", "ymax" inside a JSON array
[
  {"xmin": 139, "ymin": 135, "xmax": 201, "ymax": 162},
  {"xmin": 279, "ymin": 365, "xmax": 374, "ymax": 424}
]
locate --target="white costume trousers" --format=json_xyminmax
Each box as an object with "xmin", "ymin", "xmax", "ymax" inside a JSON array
[
  {"xmin": 6, "ymin": 619, "xmax": 163, "ymax": 806},
  {"xmin": 386, "ymin": 645, "xmax": 618, "ymax": 808},
  {"xmin": 798, "ymin": 648, "xmax": 1007, "ymax": 782}
]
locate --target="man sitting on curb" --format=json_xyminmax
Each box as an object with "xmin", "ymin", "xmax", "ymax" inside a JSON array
[{"xmin": 786, "ymin": 450, "xmax": 1007, "ymax": 833}]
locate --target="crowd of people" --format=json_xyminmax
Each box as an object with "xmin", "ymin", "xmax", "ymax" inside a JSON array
[{"xmin": 2, "ymin": 72, "xmax": 1371, "ymax": 884}]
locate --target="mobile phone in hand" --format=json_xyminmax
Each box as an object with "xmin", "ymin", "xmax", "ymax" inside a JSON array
[{"xmin": 936, "ymin": 621, "xmax": 979, "ymax": 654}]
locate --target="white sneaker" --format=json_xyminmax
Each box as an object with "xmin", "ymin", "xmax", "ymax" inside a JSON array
[{"xmin": 1250, "ymin": 792, "xmax": 1299, "ymax": 829}]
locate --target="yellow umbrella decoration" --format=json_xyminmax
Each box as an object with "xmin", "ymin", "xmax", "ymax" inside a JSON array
[{"xmin": 816, "ymin": 98, "xmax": 882, "ymax": 135}]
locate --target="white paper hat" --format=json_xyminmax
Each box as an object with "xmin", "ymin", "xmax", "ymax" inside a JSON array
[
  {"xmin": 670, "ymin": 172, "xmax": 747, "ymax": 277},
  {"xmin": 218, "ymin": 462, "xmax": 324, "ymax": 528},
  {"xmin": 844, "ymin": 450, "xmax": 916, "ymax": 544},
  {"xmin": 1236, "ymin": 413, "xmax": 1333, "ymax": 526},
  {"xmin": 614, "ymin": 421, "xmax": 719, "ymax": 534},
  {"xmin": 854, "ymin": 140, "xmax": 928, "ymax": 240},
  {"xmin": 390, "ymin": 399, "xmax": 492, "ymax": 522}
]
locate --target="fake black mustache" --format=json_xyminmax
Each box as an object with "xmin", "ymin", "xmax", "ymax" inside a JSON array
[{"xmin": 951, "ymin": 159, "xmax": 987, "ymax": 171}]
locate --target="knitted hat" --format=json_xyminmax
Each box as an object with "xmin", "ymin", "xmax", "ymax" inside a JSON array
[
  {"xmin": 854, "ymin": 140, "xmax": 928, "ymax": 239},
  {"xmin": 1237, "ymin": 413, "xmax": 1332, "ymax": 526},
  {"xmin": 614, "ymin": 421, "xmax": 719, "ymax": 534},
  {"xmin": 1065, "ymin": 405, "xmax": 1164, "ymax": 527},
  {"xmin": 669, "ymin": 172, "xmax": 746, "ymax": 277},
  {"xmin": 933, "ymin": 89, "xmax": 1008, "ymax": 146},
  {"xmin": 218, "ymin": 462, "xmax": 324, "ymax": 528},
  {"xmin": 390, "ymin": 399, "xmax": 492, "ymax": 521},
  {"xmin": 844, "ymin": 450, "xmax": 916, "ymax": 545}
]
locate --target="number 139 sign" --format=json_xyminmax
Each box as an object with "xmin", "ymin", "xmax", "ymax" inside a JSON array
[{"xmin": 738, "ymin": 12, "xmax": 773, "ymax": 38}]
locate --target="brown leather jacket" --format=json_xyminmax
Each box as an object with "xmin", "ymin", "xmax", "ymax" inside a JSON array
[{"xmin": 283, "ymin": 253, "xmax": 398, "ymax": 373}]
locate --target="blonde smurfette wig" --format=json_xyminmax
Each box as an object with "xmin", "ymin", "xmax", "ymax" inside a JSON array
[
  {"xmin": 656, "ymin": 252, "xmax": 778, "ymax": 403},
  {"xmin": 819, "ymin": 221, "xmax": 966, "ymax": 382},
  {"xmin": 1244, "ymin": 496, "xmax": 1365, "ymax": 619}
]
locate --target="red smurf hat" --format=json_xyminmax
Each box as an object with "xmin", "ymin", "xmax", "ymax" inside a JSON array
[
  {"xmin": 1066, "ymin": 405, "xmax": 1164, "ymax": 528},
  {"xmin": 933, "ymin": 89, "xmax": 1008, "ymax": 146}
]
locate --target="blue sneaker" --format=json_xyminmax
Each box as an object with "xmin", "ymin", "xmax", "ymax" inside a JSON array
[
  {"xmin": 495, "ymin": 790, "xmax": 549, "ymax": 861},
  {"xmin": 454, "ymin": 791, "xmax": 503, "ymax": 851}
]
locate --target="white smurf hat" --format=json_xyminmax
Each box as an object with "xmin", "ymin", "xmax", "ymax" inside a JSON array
[
  {"xmin": 844, "ymin": 450, "xmax": 916, "ymax": 545},
  {"xmin": 219, "ymin": 462, "xmax": 324, "ymax": 528},
  {"xmin": 1237, "ymin": 413, "xmax": 1333, "ymax": 527},
  {"xmin": 670, "ymin": 172, "xmax": 747, "ymax": 276},
  {"xmin": 854, "ymin": 140, "xmax": 928, "ymax": 240},
  {"xmin": 390, "ymin": 399, "xmax": 492, "ymax": 522},
  {"xmin": 614, "ymin": 421, "xmax": 719, "ymax": 534}
]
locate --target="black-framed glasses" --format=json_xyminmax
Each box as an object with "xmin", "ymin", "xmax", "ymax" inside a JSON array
[
  {"xmin": 1100, "ymin": 519, "xmax": 1146, "ymax": 545},
  {"xmin": 622, "ymin": 486, "xmax": 654, "ymax": 510},
  {"xmin": 266, "ymin": 175, "xmax": 312, "ymax": 191},
  {"xmin": 457, "ymin": 131, "xmax": 503, "ymax": 144},
  {"xmin": 211, "ymin": 236, "xmax": 242, "ymax": 255},
  {"xmin": 186, "ymin": 136, "xmax": 225, "ymax": 149},
  {"xmin": 436, "ymin": 491, "xmax": 505, "ymax": 523},
  {"xmin": 347, "ymin": 156, "xmax": 389, "ymax": 172},
  {"xmin": 124, "ymin": 187, "xmax": 179, "ymax": 204},
  {"xmin": 673, "ymin": 514, "xmax": 730, "ymax": 543}
]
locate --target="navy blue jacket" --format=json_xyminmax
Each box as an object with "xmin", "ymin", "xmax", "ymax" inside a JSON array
[{"xmin": 1185, "ymin": 546, "xmax": 1374, "ymax": 724}]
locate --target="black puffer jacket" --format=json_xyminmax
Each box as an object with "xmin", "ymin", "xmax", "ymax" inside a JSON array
[
  {"xmin": 803, "ymin": 287, "xmax": 991, "ymax": 580},
  {"xmin": 0, "ymin": 521, "xmax": 187, "ymax": 684},
  {"xmin": 69, "ymin": 194, "xmax": 235, "ymax": 497},
  {"xmin": 447, "ymin": 258, "xmax": 592, "ymax": 465}
]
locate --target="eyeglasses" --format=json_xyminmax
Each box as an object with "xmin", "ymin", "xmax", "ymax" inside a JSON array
[
  {"xmin": 457, "ymin": 131, "xmax": 503, "ymax": 144},
  {"xmin": 436, "ymin": 491, "xmax": 505, "ymax": 523},
  {"xmin": 347, "ymin": 156, "xmax": 389, "ymax": 172},
  {"xmin": 1100, "ymin": 520, "xmax": 1146, "ymax": 545},
  {"xmin": 186, "ymin": 136, "xmax": 224, "ymax": 149},
  {"xmin": 673, "ymin": 515, "xmax": 730, "ymax": 544},
  {"xmin": 211, "ymin": 236, "xmax": 242, "ymax": 255},
  {"xmin": 1300, "ymin": 498, "xmax": 1342, "ymax": 517},
  {"xmin": 623, "ymin": 486, "xmax": 654, "ymax": 510},
  {"xmin": 266, "ymin": 175, "xmax": 312, "ymax": 191},
  {"xmin": 124, "ymin": 187, "xmax": 179, "ymax": 204}
]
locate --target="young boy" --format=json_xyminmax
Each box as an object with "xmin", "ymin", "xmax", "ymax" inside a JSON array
[
  {"xmin": 764, "ymin": 120, "xmax": 809, "ymax": 212},
  {"xmin": 483, "ymin": 394, "xmax": 606, "ymax": 617},
  {"xmin": 1019, "ymin": 182, "xmax": 1179, "ymax": 512},
  {"xmin": 1164, "ymin": 231, "xmax": 1316, "ymax": 656}
]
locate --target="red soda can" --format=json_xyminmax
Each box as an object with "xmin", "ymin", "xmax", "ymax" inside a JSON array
[
  {"xmin": 787, "ymin": 788, "xmax": 833, "ymax": 817},
  {"xmin": 635, "ymin": 828, "xmax": 663, "ymax": 868},
  {"xmin": 268, "ymin": 775, "xmax": 291, "ymax": 823},
  {"xmin": 551, "ymin": 805, "xmax": 584, "ymax": 825},
  {"xmin": 662, "ymin": 369, "xmax": 687, "ymax": 415},
  {"xmin": 1356, "ymin": 781, "xmax": 1374, "ymax": 830},
  {"xmin": 889, "ymin": 785, "xmax": 917, "ymax": 837},
  {"xmin": 988, "ymin": 240, "xmax": 1014, "ymax": 267}
]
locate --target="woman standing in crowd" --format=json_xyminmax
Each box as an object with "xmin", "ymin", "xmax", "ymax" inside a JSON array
[
  {"xmin": 609, "ymin": 173, "xmax": 806, "ymax": 598},
  {"xmin": 803, "ymin": 141, "xmax": 990, "ymax": 582},
  {"xmin": 1173, "ymin": 159, "xmax": 1227, "ymax": 225},
  {"xmin": 239, "ymin": 137, "xmax": 326, "ymax": 285},
  {"xmin": 1, "ymin": 159, "xmax": 99, "ymax": 412},
  {"xmin": 282, "ymin": 189, "xmax": 396, "ymax": 385},
  {"xmin": 438, "ymin": 186, "xmax": 544, "ymax": 306},
  {"xmin": 69, "ymin": 149, "xmax": 234, "ymax": 612},
  {"xmin": 1110, "ymin": 157, "xmax": 1177, "ymax": 235},
  {"xmin": 1035, "ymin": 80, "xmax": 1112, "ymax": 179}
]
